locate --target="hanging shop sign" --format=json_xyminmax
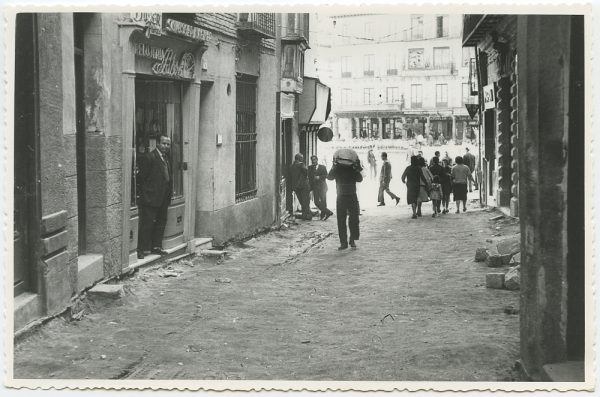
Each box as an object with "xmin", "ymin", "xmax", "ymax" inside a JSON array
[
  {"xmin": 134, "ymin": 42, "xmax": 195, "ymax": 80},
  {"xmin": 130, "ymin": 13, "xmax": 162, "ymax": 35},
  {"xmin": 164, "ymin": 19, "xmax": 212, "ymax": 42},
  {"xmin": 483, "ymin": 83, "xmax": 496, "ymax": 110}
]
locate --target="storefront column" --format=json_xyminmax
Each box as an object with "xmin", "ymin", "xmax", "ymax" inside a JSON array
[
  {"xmin": 120, "ymin": 71, "xmax": 136, "ymax": 267},
  {"xmin": 353, "ymin": 117, "xmax": 359, "ymax": 138},
  {"xmin": 452, "ymin": 115, "xmax": 457, "ymax": 141},
  {"xmin": 378, "ymin": 117, "xmax": 383, "ymax": 140},
  {"xmin": 333, "ymin": 115, "xmax": 339, "ymax": 139},
  {"xmin": 496, "ymin": 75, "xmax": 512, "ymax": 207}
]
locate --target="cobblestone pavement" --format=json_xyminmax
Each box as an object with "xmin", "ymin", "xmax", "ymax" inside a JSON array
[{"xmin": 13, "ymin": 196, "xmax": 520, "ymax": 381}]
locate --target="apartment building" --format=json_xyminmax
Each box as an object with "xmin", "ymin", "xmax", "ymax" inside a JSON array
[{"xmin": 315, "ymin": 13, "xmax": 477, "ymax": 142}]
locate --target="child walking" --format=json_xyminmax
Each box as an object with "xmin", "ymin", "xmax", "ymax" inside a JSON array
[{"xmin": 430, "ymin": 175, "xmax": 443, "ymax": 217}]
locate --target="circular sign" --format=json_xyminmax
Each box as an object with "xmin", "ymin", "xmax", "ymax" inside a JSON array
[{"xmin": 317, "ymin": 127, "xmax": 333, "ymax": 142}]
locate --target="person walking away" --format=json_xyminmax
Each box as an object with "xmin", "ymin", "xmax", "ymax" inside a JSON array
[
  {"xmin": 137, "ymin": 135, "xmax": 173, "ymax": 259},
  {"xmin": 327, "ymin": 157, "xmax": 363, "ymax": 250},
  {"xmin": 430, "ymin": 175, "xmax": 443, "ymax": 217},
  {"xmin": 308, "ymin": 155, "xmax": 334, "ymax": 221},
  {"xmin": 429, "ymin": 151, "xmax": 441, "ymax": 168},
  {"xmin": 367, "ymin": 149, "xmax": 377, "ymax": 180},
  {"xmin": 440, "ymin": 159, "xmax": 453, "ymax": 214},
  {"xmin": 428, "ymin": 156, "xmax": 443, "ymax": 178},
  {"xmin": 443, "ymin": 151, "xmax": 453, "ymax": 166},
  {"xmin": 451, "ymin": 156, "xmax": 475, "ymax": 213},
  {"xmin": 417, "ymin": 156, "xmax": 433, "ymax": 216},
  {"xmin": 463, "ymin": 147, "xmax": 477, "ymax": 192},
  {"xmin": 290, "ymin": 153, "xmax": 312, "ymax": 220},
  {"xmin": 377, "ymin": 152, "xmax": 400, "ymax": 206},
  {"xmin": 401, "ymin": 156, "xmax": 424, "ymax": 219}
]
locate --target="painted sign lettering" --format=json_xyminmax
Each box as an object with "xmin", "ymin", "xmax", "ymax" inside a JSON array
[
  {"xmin": 133, "ymin": 42, "xmax": 167, "ymax": 61},
  {"xmin": 130, "ymin": 12, "xmax": 162, "ymax": 35},
  {"xmin": 151, "ymin": 48, "xmax": 195, "ymax": 80},
  {"xmin": 165, "ymin": 19, "xmax": 212, "ymax": 42}
]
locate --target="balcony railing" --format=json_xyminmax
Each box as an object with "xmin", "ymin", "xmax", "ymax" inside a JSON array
[
  {"xmin": 387, "ymin": 69, "xmax": 398, "ymax": 76},
  {"xmin": 341, "ymin": 71, "xmax": 352, "ymax": 78},
  {"xmin": 363, "ymin": 70, "xmax": 375, "ymax": 77},
  {"xmin": 236, "ymin": 13, "xmax": 276, "ymax": 39}
]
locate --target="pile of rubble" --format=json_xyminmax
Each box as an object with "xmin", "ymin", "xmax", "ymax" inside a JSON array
[{"xmin": 474, "ymin": 224, "xmax": 521, "ymax": 291}]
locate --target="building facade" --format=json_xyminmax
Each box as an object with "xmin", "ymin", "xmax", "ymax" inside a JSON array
[
  {"xmin": 314, "ymin": 13, "xmax": 476, "ymax": 143},
  {"xmin": 463, "ymin": 14, "xmax": 586, "ymax": 381},
  {"xmin": 13, "ymin": 12, "xmax": 279, "ymax": 330}
]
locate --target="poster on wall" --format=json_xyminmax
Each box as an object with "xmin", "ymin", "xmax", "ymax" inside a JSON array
[{"xmin": 483, "ymin": 83, "xmax": 496, "ymax": 110}]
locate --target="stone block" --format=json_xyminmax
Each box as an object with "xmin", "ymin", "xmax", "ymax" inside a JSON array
[
  {"xmin": 497, "ymin": 236, "xmax": 521, "ymax": 256},
  {"xmin": 42, "ymin": 249, "xmax": 69, "ymax": 273},
  {"xmin": 41, "ymin": 230, "xmax": 69, "ymax": 256},
  {"xmin": 43, "ymin": 265, "xmax": 72, "ymax": 313},
  {"xmin": 486, "ymin": 273, "xmax": 505, "ymax": 289},
  {"xmin": 490, "ymin": 215, "xmax": 505, "ymax": 221},
  {"xmin": 77, "ymin": 254, "xmax": 104, "ymax": 291},
  {"xmin": 64, "ymin": 176, "xmax": 78, "ymax": 218},
  {"xmin": 88, "ymin": 283, "xmax": 124, "ymax": 299},
  {"xmin": 475, "ymin": 248, "xmax": 489, "ymax": 262},
  {"xmin": 485, "ymin": 254, "xmax": 509, "ymax": 268},
  {"xmin": 106, "ymin": 203, "xmax": 123, "ymax": 240},
  {"xmin": 61, "ymin": 134, "xmax": 77, "ymax": 176},
  {"xmin": 67, "ymin": 216, "xmax": 79, "ymax": 260},
  {"xmin": 504, "ymin": 265, "xmax": 521, "ymax": 290},
  {"xmin": 200, "ymin": 249, "xmax": 227, "ymax": 258},
  {"xmin": 500, "ymin": 254, "xmax": 513, "ymax": 266},
  {"xmin": 41, "ymin": 210, "xmax": 68, "ymax": 235},
  {"xmin": 106, "ymin": 169, "xmax": 123, "ymax": 206},
  {"xmin": 86, "ymin": 170, "xmax": 108, "ymax": 208}
]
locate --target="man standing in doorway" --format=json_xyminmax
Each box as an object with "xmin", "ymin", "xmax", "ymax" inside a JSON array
[
  {"xmin": 377, "ymin": 152, "xmax": 400, "ymax": 206},
  {"xmin": 290, "ymin": 153, "xmax": 312, "ymax": 220},
  {"xmin": 137, "ymin": 135, "xmax": 173, "ymax": 259},
  {"xmin": 463, "ymin": 147, "xmax": 477, "ymax": 192},
  {"xmin": 308, "ymin": 155, "xmax": 333, "ymax": 221}
]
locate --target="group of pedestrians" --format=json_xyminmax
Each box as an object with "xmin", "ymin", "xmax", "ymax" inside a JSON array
[
  {"xmin": 401, "ymin": 149, "xmax": 476, "ymax": 219},
  {"xmin": 289, "ymin": 146, "xmax": 477, "ymax": 251}
]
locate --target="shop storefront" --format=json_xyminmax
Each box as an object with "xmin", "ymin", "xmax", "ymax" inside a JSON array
[{"xmin": 119, "ymin": 15, "xmax": 209, "ymax": 265}]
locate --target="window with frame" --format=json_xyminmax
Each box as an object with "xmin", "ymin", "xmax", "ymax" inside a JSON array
[
  {"xmin": 436, "ymin": 83, "xmax": 448, "ymax": 108},
  {"xmin": 408, "ymin": 48, "xmax": 424, "ymax": 69},
  {"xmin": 411, "ymin": 84, "xmax": 422, "ymax": 108},
  {"xmin": 341, "ymin": 56, "xmax": 352, "ymax": 78},
  {"xmin": 341, "ymin": 88, "xmax": 352, "ymax": 105},
  {"xmin": 436, "ymin": 15, "xmax": 449, "ymax": 38},
  {"xmin": 363, "ymin": 54, "xmax": 375, "ymax": 76},
  {"xmin": 386, "ymin": 53, "xmax": 398, "ymax": 75},
  {"xmin": 462, "ymin": 82, "xmax": 471, "ymax": 105},
  {"xmin": 364, "ymin": 22, "xmax": 374, "ymax": 39},
  {"xmin": 433, "ymin": 47, "xmax": 450, "ymax": 69},
  {"xmin": 386, "ymin": 87, "xmax": 399, "ymax": 104},
  {"xmin": 411, "ymin": 15, "xmax": 424, "ymax": 40},
  {"xmin": 364, "ymin": 88, "xmax": 374, "ymax": 105},
  {"xmin": 235, "ymin": 76, "xmax": 258, "ymax": 202}
]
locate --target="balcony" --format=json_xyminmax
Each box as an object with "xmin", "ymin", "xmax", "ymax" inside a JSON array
[
  {"xmin": 236, "ymin": 13, "xmax": 276, "ymax": 39},
  {"xmin": 363, "ymin": 70, "xmax": 375, "ymax": 77},
  {"xmin": 387, "ymin": 69, "xmax": 398, "ymax": 76},
  {"xmin": 341, "ymin": 71, "xmax": 352, "ymax": 78},
  {"xmin": 463, "ymin": 14, "xmax": 503, "ymax": 46}
]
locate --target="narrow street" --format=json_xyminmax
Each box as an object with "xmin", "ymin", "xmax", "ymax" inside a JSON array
[{"xmin": 14, "ymin": 202, "xmax": 520, "ymax": 381}]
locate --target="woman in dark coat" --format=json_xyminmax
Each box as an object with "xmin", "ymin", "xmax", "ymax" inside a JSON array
[
  {"xmin": 439, "ymin": 159, "xmax": 453, "ymax": 213},
  {"xmin": 401, "ymin": 155, "xmax": 422, "ymax": 219}
]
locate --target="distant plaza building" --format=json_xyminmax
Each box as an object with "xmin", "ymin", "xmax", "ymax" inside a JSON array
[{"xmin": 315, "ymin": 13, "xmax": 477, "ymax": 142}]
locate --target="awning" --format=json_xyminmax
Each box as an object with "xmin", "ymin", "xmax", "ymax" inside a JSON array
[{"xmin": 298, "ymin": 76, "xmax": 331, "ymax": 125}]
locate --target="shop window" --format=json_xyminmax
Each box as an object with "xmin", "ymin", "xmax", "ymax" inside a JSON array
[
  {"xmin": 436, "ymin": 83, "xmax": 448, "ymax": 108},
  {"xmin": 236, "ymin": 75, "xmax": 258, "ymax": 202},
  {"xmin": 133, "ymin": 78, "xmax": 184, "ymax": 207}
]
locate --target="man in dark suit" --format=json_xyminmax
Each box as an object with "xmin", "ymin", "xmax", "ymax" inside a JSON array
[
  {"xmin": 308, "ymin": 155, "xmax": 333, "ymax": 221},
  {"xmin": 137, "ymin": 135, "xmax": 173, "ymax": 259},
  {"xmin": 289, "ymin": 153, "xmax": 312, "ymax": 220}
]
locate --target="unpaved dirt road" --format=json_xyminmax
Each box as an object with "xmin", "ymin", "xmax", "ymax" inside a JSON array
[{"xmin": 14, "ymin": 202, "xmax": 520, "ymax": 381}]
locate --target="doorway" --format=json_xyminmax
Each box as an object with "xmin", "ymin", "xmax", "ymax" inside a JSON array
[
  {"xmin": 130, "ymin": 76, "xmax": 186, "ymax": 257},
  {"xmin": 14, "ymin": 13, "xmax": 38, "ymax": 296}
]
